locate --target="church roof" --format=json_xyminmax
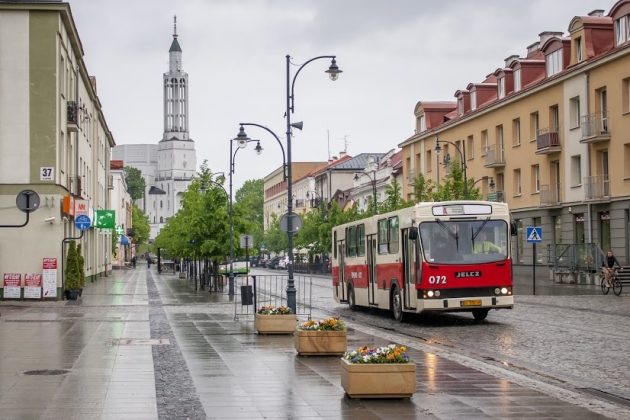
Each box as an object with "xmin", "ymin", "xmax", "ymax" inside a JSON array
[{"xmin": 169, "ymin": 37, "xmax": 181, "ymax": 52}]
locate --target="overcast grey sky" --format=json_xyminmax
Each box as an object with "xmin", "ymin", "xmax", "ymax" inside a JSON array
[{"xmin": 69, "ymin": 0, "xmax": 607, "ymax": 190}]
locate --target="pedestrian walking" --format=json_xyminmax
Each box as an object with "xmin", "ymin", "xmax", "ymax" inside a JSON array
[
  {"xmin": 147, "ymin": 255, "xmax": 151, "ymax": 268},
  {"xmin": 132, "ymin": 255, "xmax": 137, "ymax": 268}
]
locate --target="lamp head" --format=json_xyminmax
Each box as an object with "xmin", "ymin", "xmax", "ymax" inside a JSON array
[
  {"xmin": 235, "ymin": 125, "xmax": 250, "ymax": 148},
  {"xmin": 353, "ymin": 173, "xmax": 359, "ymax": 181},
  {"xmin": 489, "ymin": 177, "xmax": 496, "ymax": 190},
  {"xmin": 255, "ymin": 141, "xmax": 263, "ymax": 155},
  {"xmin": 435, "ymin": 141, "xmax": 442, "ymax": 154},
  {"xmin": 325, "ymin": 57, "xmax": 342, "ymax": 81}
]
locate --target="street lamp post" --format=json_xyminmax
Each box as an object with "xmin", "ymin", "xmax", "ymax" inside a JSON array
[
  {"xmin": 228, "ymin": 136, "xmax": 262, "ymax": 296},
  {"xmin": 435, "ymin": 135, "xmax": 468, "ymax": 198},
  {"xmin": 284, "ymin": 54, "xmax": 342, "ymax": 313}
]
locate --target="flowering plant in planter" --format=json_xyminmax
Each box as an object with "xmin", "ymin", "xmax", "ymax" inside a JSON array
[
  {"xmin": 297, "ymin": 317, "xmax": 346, "ymax": 331},
  {"xmin": 257, "ymin": 305, "xmax": 292, "ymax": 315},
  {"xmin": 343, "ymin": 344, "xmax": 410, "ymax": 364}
]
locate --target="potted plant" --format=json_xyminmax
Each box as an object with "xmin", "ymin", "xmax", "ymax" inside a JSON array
[
  {"xmin": 64, "ymin": 241, "xmax": 81, "ymax": 300},
  {"xmin": 340, "ymin": 344, "xmax": 416, "ymax": 399},
  {"xmin": 255, "ymin": 305, "xmax": 296, "ymax": 334},
  {"xmin": 76, "ymin": 243, "xmax": 85, "ymax": 295},
  {"xmin": 295, "ymin": 317, "xmax": 347, "ymax": 356}
]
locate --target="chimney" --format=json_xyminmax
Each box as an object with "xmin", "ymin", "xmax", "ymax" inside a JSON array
[
  {"xmin": 588, "ymin": 9, "xmax": 605, "ymax": 17},
  {"xmin": 526, "ymin": 41, "xmax": 540, "ymax": 55},
  {"xmin": 504, "ymin": 54, "xmax": 519, "ymax": 67},
  {"xmin": 539, "ymin": 31, "xmax": 564, "ymax": 46},
  {"xmin": 339, "ymin": 151, "xmax": 347, "ymax": 158}
]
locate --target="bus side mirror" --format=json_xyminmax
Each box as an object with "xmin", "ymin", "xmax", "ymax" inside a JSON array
[
  {"xmin": 510, "ymin": 221, "xmax": 518, "ymax": 236},
  {"xmin": 409, "ymin": 227, "xmax": 418, "ymax": 240}
]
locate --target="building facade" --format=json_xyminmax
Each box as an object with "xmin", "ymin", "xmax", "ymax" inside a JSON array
[
  {"xmin": 109, "ymin": 160, "xmax": 133, "ymax": 268},
  {"xmin": 400, "ymin": 1, "xmax": 630, "ymax": 269},
  {"xmin": 113, "ymin": 18, "xmax": 197, "ymax": 239},
  {"xmin": 0, "ymin": 1, "xmax": 115, "ymax": 298}
]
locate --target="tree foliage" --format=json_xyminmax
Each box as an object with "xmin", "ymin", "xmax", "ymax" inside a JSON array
[
  {"xmin": 124, "ymin": 166, "xmax": 146, "ymax": 201},
  {"xmin": 234, "ymin": 179, "xmax": 264, "ymax": 254},
  {"xmin": 131, "ymin": 204, "xmax": 150, "ymax": 246}
]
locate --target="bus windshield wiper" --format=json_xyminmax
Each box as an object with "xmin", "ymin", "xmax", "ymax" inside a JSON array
[
  {"xmin": 435, "ymin": 219, "xmax": 459, "ymax": 251},
  {"xmin": 471, "ymin": 217, "xmax": 490, "ymax": 242}
]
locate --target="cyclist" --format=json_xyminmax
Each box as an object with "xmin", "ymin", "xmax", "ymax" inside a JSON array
[{"xmin": 602, "ymin": 250, "xmax": 622, "ymax": 287}]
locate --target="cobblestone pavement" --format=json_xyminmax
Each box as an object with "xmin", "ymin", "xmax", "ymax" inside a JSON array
[{"xmin": 0, "ymin": 266, "xmax": 628, "ymax": 419}]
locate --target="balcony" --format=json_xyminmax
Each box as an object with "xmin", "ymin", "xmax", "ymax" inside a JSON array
[
  {"xmin": 67, "ymin": 101, "xmax": 79, "ymax": 133},
  {"xmin": 536, "ymin": 128, "xmax": 561, "ymax": 154},
  {"xmin": 483, "ymin": 145, "xmax": 505, "ymax": 168},
  {"xmin": 486, "ymin": 191, "xmax": 505, "ymax": 202},
  {"xmin": 540, "ymin": 184, "xmax": 561, "ymax": 206},
  {"xmin": 580, "ymin": 113, "xmax": 610, "ymax": 143},
  {"xmin": 584, "ymin": 175, "xmax": 610, "ymax": 201}
]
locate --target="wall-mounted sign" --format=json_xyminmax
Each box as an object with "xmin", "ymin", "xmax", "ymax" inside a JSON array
[
  {"xmin": 24, "ymin": 274, "xmax": 42, "ymax": 299},
  {"xmin": 3, "ymin": 273, "xmax": 21, "ymax": 299},
  {"xmin": 74, "ymin": 199, "xmax": 89, "ymax": 217},
  {"xmin": 95, "ymin": 210, "xmax": 115, "ymax": 229},
  {"xmin": 40, "ymin": 167, "xmax": 54, "ymax": 181}
]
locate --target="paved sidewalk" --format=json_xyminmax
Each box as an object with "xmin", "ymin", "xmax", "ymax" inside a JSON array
[{"xmin": 0, "ymin": 267, "xmax": 622, "ymax": 419}]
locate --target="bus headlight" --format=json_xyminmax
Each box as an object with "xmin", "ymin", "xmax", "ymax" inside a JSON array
[
  {"xmin": 427, "ymin": 290, "xmax": 434, "ymax": 298},
  {"xmin": 494, "ymin": 288, "xmax": 501, "ymax": 295},
  {"xmin": 434, "ymin": 290, "xmax": 441, "ymax": 297},
  {"xmin": 501, "ymin": 287, "xmax": 508, "ymax": 295}
]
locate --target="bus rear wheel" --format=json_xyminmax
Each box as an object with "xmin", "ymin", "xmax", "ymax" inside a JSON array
[
  {"xmin": 392, "ymin": 287, "xmax": 405, "ymax": 322},
  {"xmin": 472, "ymin": 309, "xmax": 489, "ymax": 321},
  {"xmin": 347, "ymin": 285, "xmax": 356, "ymax": 310}
]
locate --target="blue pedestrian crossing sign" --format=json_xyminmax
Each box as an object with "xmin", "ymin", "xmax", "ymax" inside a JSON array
[
  {"xmin": 75, "ymin": 214, "xmax": 92, "ymax": 231},
  {"xmin": 526, "ymin": 226, "xmax": 542, "ymax": 243}
]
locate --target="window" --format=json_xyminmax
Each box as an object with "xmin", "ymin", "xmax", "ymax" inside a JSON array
[
  {"xmin": 513, "ymin": 169, "xmax": 522, "ymax": 196},
  {"xmin": 333, "ymin": 231, "xmax": 337, "ymax": 258},
  {"xmin": 530, "ymin": 112, "xmax": 539, "ymax": 141},
  {"xmin": 417, "ymin": 115, "xmax": 426, "ymax": 132},
  {"xmin": 512, "ymin": 118, "xmax": 521, "ymax": 146},
  {"xmin": 546, "ymin": 49, "xmax": 563, "ymax": 76},
  {"xmin": 378, "ymin": 217, "xmax": 399, "ymax": 254},
  {"xmin": 471, "ymin": 91, "xmax": 477, "ymax": 110},
  {"xmin": 346, "ymin": 226, "xmax": 356, "ymax": 257},
  {"xmin": 616, "ymin": 15, "xmax": 629, "ymax": 45},
  {"xmin": 624, "ymin": 144, "xmax": 630, "ymax": 178},
  {"xmin": 531, "ymin": 165, "xmax": 540, "ymax": 193},
  {"xmin": 571, "ymin": 155, "xmax": 582, "ymax": 187},
  {"xmin": 467, "ymin": 135, "xmax": 474, "ymax": 160},
  {"xmin": 624, "ymin": 78, "xmax": 630, "ymax": 113},
  {"xmin": 575, "ymin": 37, "xmax": 583, "ymax": 62},
  {"xmin": 550, "ymin": 105, "xmax": 560, "ymax": 132},
  {"xmin": 481, "ymin": 130, "xmax": 488, "ymax": 154},
  {"xmin": 457, "ymin": 98, "xmax": 464, "ymax": 115},
  {"xmin": 358, "ymin": 224, "xmax": 365, "ymax": 257},
  {"xmin": 498, "ymin": 77, "xmax": 505, "ymax": 99},
  {"xmin": 569, "ymin": 96, "xmax": 581, "ymax": 129},
  {"xmin": 514, "ymin": 69, "xmax": 522, "ymax": 92},
  {"xmin": 496, "ymin": 124, "xmax": 504, "ymax": 148},
  {"xmin": 426, "ymin": 150, "xmax": 432, "ymax": 172},
  {"xmin": 554, "ymin": 216, "xmax": 563, "ymax": 244}
]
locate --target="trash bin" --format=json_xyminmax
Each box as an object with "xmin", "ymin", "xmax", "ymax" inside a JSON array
[{"xmin": 241, "ymin": 285, "xmax": 253, "ymax": 306}]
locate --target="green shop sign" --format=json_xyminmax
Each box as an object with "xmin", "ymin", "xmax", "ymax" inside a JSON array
[{"xmin": 95, "ymin": 210, "xmax": 115, "ymax": 229}]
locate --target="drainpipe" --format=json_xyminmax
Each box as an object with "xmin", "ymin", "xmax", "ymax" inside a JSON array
[{"xmin": 585, "ymin": 72, "xmax": 593, "ymax": 244}]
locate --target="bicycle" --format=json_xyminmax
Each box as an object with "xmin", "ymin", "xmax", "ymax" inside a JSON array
[{"xmin": 600, "ymin": 267, "xmax": 623, "ymax": 296}]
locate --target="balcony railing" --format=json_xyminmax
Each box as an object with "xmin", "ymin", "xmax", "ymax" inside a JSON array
[
  {"xmin": 584, "ymin": 175, "xmax": 610, "ymax": 200},
  {"xmin": 67, "ymin": 101, "xmax": 79, "ymax": 132},
  {"xmin": 486, "ymin": 191, "xmax": 505, "ymax": 202},
  {"xmin": 536, "ymin": 128, "xmax": 561, "ymax": 154},
  {"xmin": 540, "ymin": 183, "xmax": 561, "ymax": 206},
  {"xmin": 580, "ymin": 113, "xmax": 610, "ymax": 143},
  {"xmin": 483, "ymin": 145, "xmax": 505, "ymax": 167}
]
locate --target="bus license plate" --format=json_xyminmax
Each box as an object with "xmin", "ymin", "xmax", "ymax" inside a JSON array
[{"xmin": 461, "ymin": 299, "xmax": 482, "ymax": 307}]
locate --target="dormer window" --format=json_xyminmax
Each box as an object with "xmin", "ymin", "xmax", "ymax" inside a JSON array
[
  {"xmin": 616, "ymin": 15, "xmax": 630, "ymax": 45},
  {"xmin": 575, "ymin": 37, "xmax": 583, "ymax": 62},
  {"xmin": 498, "ymin": 77, "xmax": 506, "ymax": 99},
  {"xmin": 457, "ymin": 98, "xmax": 464, "ymax": 115},
  {"xmin": 546, "ymin": 49, "xmax": 563, "ymax": 76},
  {"xmin": 471, "ymin": 91, "xmax": 477, "ymax": 110},
  {"xmin": 417, "ymin": 115, "xmax": 426, "ymax": 132},
  {"xmin": 514, "ymin": 69, "xmax": 521, "ymax": 92}
]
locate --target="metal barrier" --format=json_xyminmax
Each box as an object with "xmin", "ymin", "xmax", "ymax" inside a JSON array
[{"xmin": 234, "ymin": 274, "xmax": 312, "ymax": 320}]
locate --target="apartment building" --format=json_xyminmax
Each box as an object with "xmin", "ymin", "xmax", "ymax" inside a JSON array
[
  {"xmin": 109, "ymin": 160, "xmax": 133, "ymax": 268},
  {"xmin": 0, "ymin": 1, "xmax": 115, "ymax": 298},
  {"xmin": 400, "ymin": 1, "xmax": 630, "ymax": 265}
]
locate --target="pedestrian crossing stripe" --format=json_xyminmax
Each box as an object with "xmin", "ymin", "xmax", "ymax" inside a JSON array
[{"xmin": 526, "ymin": 227, "xmax": 542, "ymax": 242}]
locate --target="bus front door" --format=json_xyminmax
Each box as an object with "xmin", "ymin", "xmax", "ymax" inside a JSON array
[
  {"xmin": 402, "ymin": 229, "xmax": 417, "ymax": 309},
  {"xmin": 337, "ymin": 240, "xmax": 347, "ymax": 303},
  {"xmin": 367, "ymin": 234, "xmax": 377, "ymax": 305}
]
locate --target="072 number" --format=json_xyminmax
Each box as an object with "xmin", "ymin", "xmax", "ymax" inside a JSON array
[{"xmin": 428, "ymin": 275, "xmax": 447, "ymax": 285}]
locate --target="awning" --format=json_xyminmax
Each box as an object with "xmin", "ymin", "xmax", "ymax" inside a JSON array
[{"xmin": 119, "ymin": 235, "xmax": 130, "ymax": 246}]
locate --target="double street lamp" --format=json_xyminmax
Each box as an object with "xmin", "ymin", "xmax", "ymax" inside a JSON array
[
  {"xmin": 228, "ymin": 136, "xmax": 262, "ymax": 296},
  {"xmin": 435, "ymin": 135, "xmax": 468, "ymax": 198}
]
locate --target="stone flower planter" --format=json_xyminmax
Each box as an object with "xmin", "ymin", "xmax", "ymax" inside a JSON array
[
  {"xmin": 255, "ymin": 313, "xmax": 296, "ymax": 334},
  {"xmin": 295, "ymin": 330, "xmax": 347, "ymax": 356},
  {"xmin": 340, "ymin": 358, "xmax": 416, "ymax": 399}
]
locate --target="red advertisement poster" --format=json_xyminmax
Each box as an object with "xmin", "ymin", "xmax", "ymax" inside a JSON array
[
  {"xmin": 24, "ymin": 274, "xmax": 42, "ymax": 299},
  {"xmin": 3, "ymin": 273, "xmax": 21, "ymax": 299}
]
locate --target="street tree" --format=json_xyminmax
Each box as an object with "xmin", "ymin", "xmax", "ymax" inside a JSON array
[
  {"xmin": 124, "ymin": 166, "xmax": 146, "ymax": 201},
  {"xmin": 233, "ymin": 179, "xmax": 264, "ymax": 254},
  {"xmin": 131, "ymin": 204, "xmax": 150, "ymax": 246}
]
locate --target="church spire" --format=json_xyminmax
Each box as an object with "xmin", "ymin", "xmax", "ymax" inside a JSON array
[
  {"xmin": 169, "ymin": 15, "xmax": 182, "ymax": 53},
  {"xmin": 164, "ymin": 16, "xmax": 188, "ymax": 140}
]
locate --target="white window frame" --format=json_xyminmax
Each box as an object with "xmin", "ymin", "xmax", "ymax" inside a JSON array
[
  {"xmin": 569, "ymin": 96, "xmax": 581, "ymax": 129},
  {"xmin": 532, "ymin": 165, "xmax": 540, "ymax": 193},
  {"xmin": 512, "ymin": 118, "xmax": 521, "ymax": 146},
  {"xmin": 514, "ymin": 69, "xmax": 521, "ymax": 92},
  {"xmin": 418, "ymin": 115, "xmax": 426, "ymax": 132},
  {"xmin": 471, "ymin": 91, "xmax": 477, "ymax": 111},
  {"xmin": 546, "ymin": 49, "xmax": 563, "ymax": 76},
  {"xmin": 571, "ymin": 155, "xmax": 582, "ymax": 187},
  {"xmin": 575, "ymin": 37, "xmax": 583, "ymax": 62},
  {"xmin": 514, "ymin": 169, "xmax": 522, "ymax": 196},
  {"xmin": 498, "ymin": 77, "xmax": 505, "ymax": 99},
  {"xmin": 616, "ymin": 16, "xmax": 628, "ymax": 45},
  {"xmin": 481, "ymin": 130, "xmax": 489, "ymax": 155}
]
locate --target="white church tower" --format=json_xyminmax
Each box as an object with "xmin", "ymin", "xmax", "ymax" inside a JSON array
[{"xmin": 148, "ymin": 16, "xmax": 197, "ymax": 238}]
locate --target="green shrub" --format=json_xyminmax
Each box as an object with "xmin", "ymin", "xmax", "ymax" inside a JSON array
[{"xmin": 65, "ymin": 241, "xmax": 81, "ymax": 290}]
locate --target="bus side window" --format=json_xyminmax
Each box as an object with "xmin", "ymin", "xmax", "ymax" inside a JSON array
[{"xmin": 333, "ymin": 231, "xmax": 337, "ymax": 258}]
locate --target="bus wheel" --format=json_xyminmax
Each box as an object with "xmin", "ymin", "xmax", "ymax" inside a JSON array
[
  {"xmin": 472, "ymin": 309, "xmax": 489, "ymax": 321},
  {"xmin": 392, "ymin": 287, "xmax": 404, "ymax": 322},
  {"xmin": 348, "ymin": 285, "xmax": 356, "ymax": 310}
]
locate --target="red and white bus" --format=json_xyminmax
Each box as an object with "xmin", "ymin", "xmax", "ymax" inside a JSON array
[{"xmin": 332, "ymin": 201, "xmax": 514, "ymax": 321}]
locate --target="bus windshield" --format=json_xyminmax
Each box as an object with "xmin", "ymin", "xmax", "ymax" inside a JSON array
[{"xmin": 419, "ymin": 219, "xmax": 508, "ymax": 264}]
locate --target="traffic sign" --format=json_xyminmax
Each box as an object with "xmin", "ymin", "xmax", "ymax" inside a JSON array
[
  {"xmin": 526, "ymin": 226, "xmax": 542, "ymax": 243},
  {"xmin": 75, "ymin": 214, "xmax": 92, "ymax": 231},
  {"xmin": 279, "ymin": 212, "xmax": 303, "ymax": 233},
  {"xmin": 16, "ymin": 190, "xmax": 40, "ymax": 213},
  {"xmin": 240, "ymin": 234, "xmax": 254, "ymax": 249}
]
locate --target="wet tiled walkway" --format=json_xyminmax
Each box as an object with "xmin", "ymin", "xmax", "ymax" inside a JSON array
[{"xmin": 0, "ymin": 267, "xmax": 621, "ymax": 419}]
